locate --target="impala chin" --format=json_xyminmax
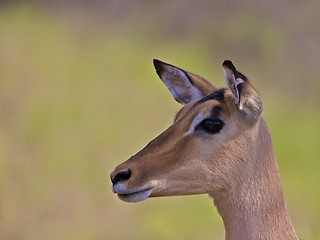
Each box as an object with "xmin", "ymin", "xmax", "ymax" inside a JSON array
[
  {"xmin": 113, "ymin": 181, "xmax": 158, "ymax": 203},
  {"xmin": 118, "ymin": 188, "xmax": 153, "ymax": 203}
]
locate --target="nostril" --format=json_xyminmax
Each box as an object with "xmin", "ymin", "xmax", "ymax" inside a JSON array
[{"xmin": 111, "ymin": 169, "xmax": 131, "ymax": 184}]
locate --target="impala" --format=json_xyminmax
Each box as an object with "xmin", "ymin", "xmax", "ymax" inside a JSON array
[{"xmin": 110, "ymin": 59, "xmax": 298, "ymax": 240}]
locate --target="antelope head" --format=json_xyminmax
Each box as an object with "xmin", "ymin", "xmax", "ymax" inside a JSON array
[{"xmin": 110, "ymin": 59, "xmax": 263, "ymax": 203}]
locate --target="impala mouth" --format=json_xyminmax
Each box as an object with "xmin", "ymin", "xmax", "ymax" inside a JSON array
[
  {"xmin": 117, "ymin": 188, "xmax": 153, "ymax": 202},
  {"xmin": 112, "ymin": 183, "xmax": 154, "ymax": 203}
]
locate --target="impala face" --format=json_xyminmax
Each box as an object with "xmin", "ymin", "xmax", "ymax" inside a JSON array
[{"xmin": 110, "ymin": 59, "xmax": 263, "ymax": 202}]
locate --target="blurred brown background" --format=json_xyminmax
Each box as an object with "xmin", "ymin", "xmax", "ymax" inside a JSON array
[{"xmin": 0, "ymin": 1, "xmax": 319, "ymax": 239}]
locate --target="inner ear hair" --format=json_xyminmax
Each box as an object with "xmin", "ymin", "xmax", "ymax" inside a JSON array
[{"xmin": 153, "ymin": 59, "xmax": 216, "ymax": 105}]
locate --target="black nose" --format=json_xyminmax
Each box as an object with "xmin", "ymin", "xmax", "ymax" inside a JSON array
[{"xmin": 111, "ymin": 169, "xmax": 131, "ymax": 184}]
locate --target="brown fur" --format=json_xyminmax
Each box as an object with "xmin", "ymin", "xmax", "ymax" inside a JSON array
[{"xmin": 111, "ymin": 60, "xmax": 298, "ymax": 240}]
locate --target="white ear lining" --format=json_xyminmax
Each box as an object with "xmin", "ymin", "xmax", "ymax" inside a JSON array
[
  {"xmin": 223, "ymin": 68, "xmax": 234, "ymax": 84},
  {"xmin": 234, "ymin": 78, "xmax": 244, "ymax": 104},
  {"xmin": 162, "ymin": 74, "xmax": 181, "ymax": 101},
  {"xmin": 235, "ymin": 78, "xmax": 244, "ymax": 86},
  {"xmin": 161, "ymin": 69, "xmax": 204, "ymax": 105}
]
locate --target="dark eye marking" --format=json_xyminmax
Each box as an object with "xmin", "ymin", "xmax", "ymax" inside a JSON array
[
  {"xmin": 211, "ymin": 105, "xmax": 223, "ymax": 116},
  {"xmin": 196, "ymin": 118, "xmax": 224, "ymax": 134},
  {"xmin": 197, "ymin": 88, "xmax": 226, "ymax": 104}
]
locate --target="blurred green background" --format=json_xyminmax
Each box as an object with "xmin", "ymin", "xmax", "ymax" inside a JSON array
[{"xmin": 0, "ymin": 1, "xmax": 319, "ymax": 239}]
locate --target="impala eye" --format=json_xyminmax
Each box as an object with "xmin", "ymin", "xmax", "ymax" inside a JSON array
[{"xmin": 197, "ymin": 118, "xmax": 224, "ymax": 134}]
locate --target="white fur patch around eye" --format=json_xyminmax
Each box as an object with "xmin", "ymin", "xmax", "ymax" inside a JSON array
[{"xmin": 184, "ymin": 113, "xmax": 205, "ymax": 136}]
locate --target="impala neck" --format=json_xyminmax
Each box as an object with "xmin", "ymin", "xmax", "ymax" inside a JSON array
[{"xmin": 211, "ymin": 119, "xmax": 298, "ymax": 240}]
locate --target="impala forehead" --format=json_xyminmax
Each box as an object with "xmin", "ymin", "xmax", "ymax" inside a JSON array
[{"xmin": 175, "ymin": 88, "xmax": 228, "ymax": 122}]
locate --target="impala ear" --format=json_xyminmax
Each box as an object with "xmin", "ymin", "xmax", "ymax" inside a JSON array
[
  {"xmin": 153, "ymin": 59, "xmax": 217, "ymax": 105},
  {"xmin": 222, "ymin": 60, "xmax": 263, "ymax": 123}
]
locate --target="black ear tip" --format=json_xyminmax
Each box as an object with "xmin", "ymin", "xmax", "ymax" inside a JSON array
[
  {"xmin": 153, "ymin": 59, "xmax": 163, "ymax": 74},
  {"xmin": 222, "ymin": 60, "xmax": 236, "ymax": 72},
  {"xmin": 222, "ymin": 60, "xmax": 233, "ymax": 66},
  {"xmin": 153, "ymin": 58, "xmax": 160, "ymax": 65}
]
